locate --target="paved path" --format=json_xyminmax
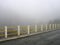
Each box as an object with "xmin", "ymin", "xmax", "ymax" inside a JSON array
[{"xmin": 0, "ymin": 30, "xmax": 60, "ymax": 45}]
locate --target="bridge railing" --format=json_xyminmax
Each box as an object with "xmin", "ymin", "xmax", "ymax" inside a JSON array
[{"xmin": 0, "ymin": 24, "xmax": 60, "ymax": 39}]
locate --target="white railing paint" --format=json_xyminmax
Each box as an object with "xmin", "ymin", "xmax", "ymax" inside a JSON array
[
  {"xmin": 17, "ymin": 25, "xmax": 20, "ymax": 36},
  {"xmin": 46, "ymin": 24, "xmax": 48, "ymax": 31},
  {"xmin": 49, "ymin": 24, "xmax": 51, "ymax": 30},
  {"xmin": 5, "ymin": 26, "xmax": 7, "ymax": 38},
  {"xmin": 27, "ymin": 25, "xmax": 30, "ymax": 34},
  {"xmin": 35, "ymin": 25, "xmax": 37, "ymax": 32},
  {"xmin": 41, "ymin": 24, "xmax": 43, "ymax": 32},
  {"xmin": 55, "ymin": 24, "xmax": 56, "ymax": 29},
  {"xmin": 52, "ymin": 24, "xmax": 54, "ymax": 30}
]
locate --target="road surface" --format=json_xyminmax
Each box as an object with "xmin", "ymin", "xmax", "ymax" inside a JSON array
[{"xmin": 0, "ymin": 30, "xmax": 60, "ymax": 45}]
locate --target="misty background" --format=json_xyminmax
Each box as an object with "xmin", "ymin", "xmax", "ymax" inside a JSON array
[{"xmin": 0, "ymin": 0, "xmax": 60, "ymax": 26}]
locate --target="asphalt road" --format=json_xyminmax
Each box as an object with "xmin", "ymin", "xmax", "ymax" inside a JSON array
[{"xmin": 0, "ymin": 30, "xmax": 60, "ymax": 45}]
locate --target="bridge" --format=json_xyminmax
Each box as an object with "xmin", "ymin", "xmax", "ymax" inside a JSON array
[{"xmin": 0, "ymin": 24, "xmax": 60, "ymax": 45}]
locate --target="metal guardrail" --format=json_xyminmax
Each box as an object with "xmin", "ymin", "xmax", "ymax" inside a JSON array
[{"xmin": 0, "ymin": 24, "xmax": 60, "ymax": 41}]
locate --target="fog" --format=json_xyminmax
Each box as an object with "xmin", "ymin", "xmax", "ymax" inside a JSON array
[{"xmin": 0, "ymin": 0, "xmax": 60, "ymax": 25}]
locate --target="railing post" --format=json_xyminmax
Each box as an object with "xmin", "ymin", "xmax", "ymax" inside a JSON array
[
  {"xmin": 55, "ymin": 24, "xmax": 56, "ymax": 29},
  {"xmin": 46, "ymin": 24, "xmax": 48, "ymax": 31},
  {"xmin": 59, "ymin": 24, "xmax": 60, "ymax": 29},
  {"xmin": 49, "ymin": 24, "xmax": 51, "ymax": 30},
  {"xmin": 5, "ymin": 26, "xmax": 7, "ymax": 38},
  {"xmin": 27, "ymin": 25, "xmax": 30, "ymax": 34},
  {"xmin": 57, "ymin": 24, "xmax": 59, "ymax": 29},
  {"xmin": 56, "ymin": 24, "xmax": 58, "ymax": 29},
  {"xmin": 58, "ymin": 24, "xmax": 60, "ymax": 29},
  {"xmin": 35, "ymin": 25, "xmax": 37, "ymax": 32},
  {"xmin": 52, "ymin": 24, "xmax": 54, "ymax": 30},
  {"xmin": 41, "ymin": 24, "xmax": 43, "ymax": 32},
  {"xmin": 17, "ymin": 25, "xmax": 20, "ymax": 36}
]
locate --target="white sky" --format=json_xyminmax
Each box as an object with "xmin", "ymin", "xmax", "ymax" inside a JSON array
[{"xmin": 0, "ymin": 0, "xmax": 60, "ymax": 25}]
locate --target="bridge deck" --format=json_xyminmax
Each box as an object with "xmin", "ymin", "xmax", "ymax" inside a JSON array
[
  {"xmin": 0, "ymin": 30, "xmax": 50, "ymax": 42},
  {"xmin": 0, "ymin": 30, "xmax": 60, "ymax": 45}
]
